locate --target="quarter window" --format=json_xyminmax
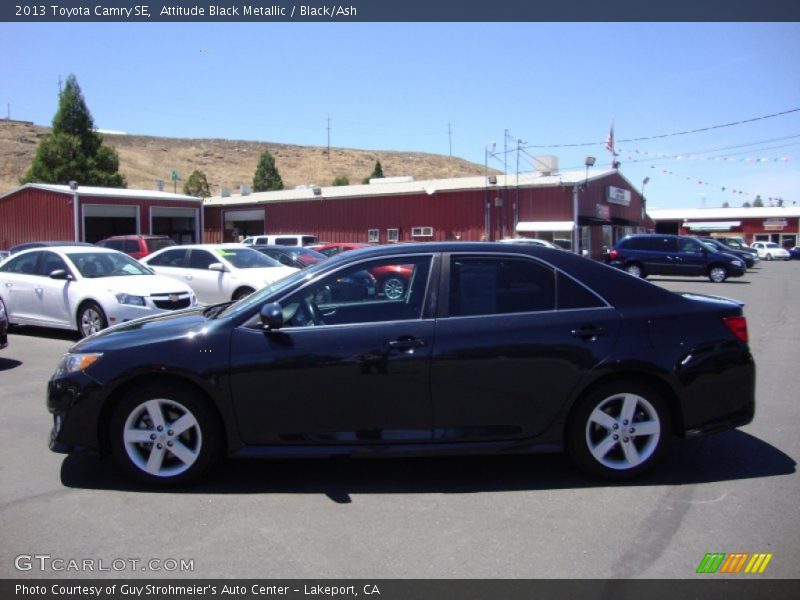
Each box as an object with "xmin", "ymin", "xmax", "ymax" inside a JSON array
[{"xmin": 449, "ymin": 256, "xmax": 555, "ymax": 316}]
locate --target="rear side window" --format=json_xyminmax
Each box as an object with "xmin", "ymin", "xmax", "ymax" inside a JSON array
[
  {"xmin": 274, "ymin": 237, "xmax": 299, "ymax": 246},
  {"xmin": 449, "ymin": 256, "xmax": 555, "ymax": 316},
  {"xmin": 623, "ymin": 236, "xmax": 672, "ymax": 251},
  {"xmin": 123, "ymin": 240, "xmax": 140, "ymax": 253},
  {"xmin": 147, "ymin": 248, "xmax": 187, "ymax": 267},
  {"xmin": 100, "ymin": 239, "xmax": 125, "ymax": 251},
  {"xmin": 145, "ymin": 238, "xmax": 175, "ymax": 253},
  {"xmin": 0, "ymin": 252, "xmax": 40, "ymax": 274}
]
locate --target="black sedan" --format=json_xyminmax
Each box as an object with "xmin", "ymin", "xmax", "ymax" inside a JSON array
[
  {"xmin": 47, "ymin": 243, "xmax": 755, "ymax": 486},
  {"xmin": 251, "ymin": 245, "xmax": 326, "ymax": 269}
]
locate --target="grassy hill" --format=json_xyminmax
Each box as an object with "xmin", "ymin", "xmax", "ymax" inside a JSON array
[{"xmin": 0, "ymin": 120, "xmax": 491, "ymax": 196}]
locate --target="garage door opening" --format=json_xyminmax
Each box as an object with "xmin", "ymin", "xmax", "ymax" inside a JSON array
[
  {"xmin": 83, "ymin": 204, "xmax": 139, "ymax": 243},
  {"xmin": 151, "ymin": 207, "xmax": 199, "ymax": 244},
  {"xmin": 224, "ymin": 209, "xmax": 265, "ymax": 242}
]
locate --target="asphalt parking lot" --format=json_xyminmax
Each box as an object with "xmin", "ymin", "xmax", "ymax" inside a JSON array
[{"xmin": 1, "ymin": 261, "xmax": 798, "ymax": 579}]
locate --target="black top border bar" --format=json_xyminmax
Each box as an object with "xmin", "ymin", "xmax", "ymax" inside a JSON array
[{"xmin": 3, "ymin": 0, "xmax": 800, "ymax": 22}]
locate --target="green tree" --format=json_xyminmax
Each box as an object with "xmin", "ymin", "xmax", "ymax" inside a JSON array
[
  {"xmin": 752, "ymin": 195, "xmax": 764, "ymax": 207},
  {"xmin": 332, "ymin": 175, "xmax": 349, "ymax": 186},
  {"xmin": 21, "ymin": 74, "xmax": 125, "ymax": 187},
  {"xmin": 722, "ymin": 202, "xmax": 730, "ymax": 208},
  {"xmin": 252, "ymin": 150, "xmax": 283, "ymax": 192},
  {"xmin": 362, "ymin": 159, "xmax": 384, "ymax": 184},
  {"xmin": 742, "ymin": 201, "xmax": 752, "ymax": 208},
  {"xmin": 183, "ymin": 170, "xmax": 211, "ymax": 197}
]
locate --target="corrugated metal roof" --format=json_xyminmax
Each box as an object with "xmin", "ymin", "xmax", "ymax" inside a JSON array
[
  {"xmin": 204, "ymin": 169, "xmax": 620, "ymax": 207},
  {"xmin": 649, "ymin": 207, "xmax": 800, "ymax": 220},
  {"xmin": 0, "ymin": 183, "xmax": 201, "ymax": 202}
]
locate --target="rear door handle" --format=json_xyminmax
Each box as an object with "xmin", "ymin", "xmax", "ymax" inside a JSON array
[{"xmin": 571, "ymin": 326, "xmax": 607, "ymax": 341}]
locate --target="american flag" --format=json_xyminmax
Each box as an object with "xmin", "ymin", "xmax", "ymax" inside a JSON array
[{"xmin": 605, "ymin": 122, "xmax": 615, "ymax": 154}]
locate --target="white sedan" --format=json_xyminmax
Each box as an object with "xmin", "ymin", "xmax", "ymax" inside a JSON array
[
  {"xmin": 0, "ymin": 246, "xmax": 197, "ymax": 338},
  {"xmin": 750, "ymin": 242, "xmax": 791, "ymax": 261},
  {"xmin": 141, "ymin": 244, "xmax": 298, "ymax": 305}
]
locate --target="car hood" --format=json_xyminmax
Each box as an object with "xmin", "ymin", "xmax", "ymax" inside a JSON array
[
  {"xmin": 88, "ymin": 274, "xmax": 193, "ymax": 295},
  {"xmin": 237, "ymin": 266, "xmax": 298, "ymax": 283},
  {"xmin": 70, "ymin": 306, "xmax": 213, "ymax": 353}
]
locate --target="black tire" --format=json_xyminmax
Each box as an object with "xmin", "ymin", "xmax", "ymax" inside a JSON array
[
  {"xmin": 77, "ymin": 301, "xmax": 108, "ymax": 338},
  {"xmin": 232, "ymin": 287, "xmax": 255, "ymax": 301},
  {"xmin": 567, "ymin": 382, "xmax": 670, "ymax": 481},
  {"xmin": 109, "ymin": 384, "xmax": 221, "ymax": 487},
  {"xmin": 765, "ymin": 253, "xmax": 773, "ymax": 261}
]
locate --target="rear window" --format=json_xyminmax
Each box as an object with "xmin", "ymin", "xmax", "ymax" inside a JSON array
[{"xmin": 145, "ymin": 238, "xmax": 176, "ymax": 253}]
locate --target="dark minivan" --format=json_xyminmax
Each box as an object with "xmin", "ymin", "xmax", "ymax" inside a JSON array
[{"xmin": 609, "ymin": 234, "xmax": 747, "ymax": 282}]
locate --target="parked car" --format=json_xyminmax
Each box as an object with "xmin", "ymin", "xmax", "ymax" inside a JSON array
[
  {"xmin": 608, "ymin": 234, "xmax": 746, "ymax": 282},
  {"xmin": 251, "ymin": 245, "xmax": 326, "ymax": 269},
  {"xmin": 96, "ymin": 235, "xmax": 176, "ymax": 259},
  {"xmin": 0, "ymin": 250, "xmax": 9, "ymax": 261},
  {"xmin": 9, "ymin": 241, "xmax": 94, "ymax": 254},
  {"xmin": 714, "ymin": 237, "xmax": 759, "ymax": 257},
  {"xmin": 0, "ymin": 295, "xmax": 8, "ymax": 349},
  {"xmin": 241, "ymin": 234, "xmax": 319, "ymax": 247},
  {"xmin": 788, "ymin": 246, "xmax": 800, "ymax": 260},
  {"xmin": 700, "ymin": 237, "xmax": 758, "ymax": 268},
  {"xmin": 0, "ymin": 246, "xmax": 197, "ymax": 338},
  {"xmin": 141, "ymin": 244, "xmax": 298, "ymax": 304},
  {"xmin": 312, "ymin": 242, "xmax": 413, "ymax": 299},
  {"xmin": 750, "ymin": 242, "xmax": 791, "ymax": 261},
  {"xmin": 47, "ymin": 242, "xmax": 755, "ymax": 486}
]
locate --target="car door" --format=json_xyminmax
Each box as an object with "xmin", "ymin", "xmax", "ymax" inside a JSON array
[
  {"xmin": 186, "ymin": 249, "xmax": 229, "ymax": 304},
  {"xmin": 228, "ymin": 254, "xmax": 437, "ymax": 445},
  {"xmin": 0, "ymin": 251, "xmax": 42, "ymax": 322},
  {"xmin": 430, "ymin": 253, "xmax": 620, "ymax": 442},
  {"xmin": 673, "ymin": 237, "xmax": 710, "ymax": 277},
  {"xmin": 31, "ymin": 251, "xmax": 73, "ymax": 327}
]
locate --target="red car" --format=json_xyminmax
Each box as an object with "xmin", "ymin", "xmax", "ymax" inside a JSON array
[
  {"xmin": 313, "ymin": 242, "xmax": 414, "ymax": 300},
  {"xmin": 96, "ymin": 235, "xmax": 176, "ymax": 260}
]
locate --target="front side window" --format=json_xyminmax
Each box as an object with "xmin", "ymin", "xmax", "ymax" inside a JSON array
[
  {"xmin": 449, "ymin": 256, "xmax": 555, "ymax": 317},
  {"xmin": 678, "ymin": 238, "xmax": 705, "ymax": 254},
  {"xmin": 279, "ymin": 256, "xmax": 432, "ymax": 328},
  {"xmin": 38, "ymin": 251, "xmax": 69, "ymax": 277}
]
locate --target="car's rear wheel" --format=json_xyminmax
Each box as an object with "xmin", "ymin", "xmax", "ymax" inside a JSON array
[
  {"xmin": 110, "ymin": 384, "xmax": 221, "ymax": 486},
  {"xmin": 77, "ymin": 302, "xmax": 107, "ymax": 338},
  {"xmin": 624, "ymin": 263, "xmax": 644, "ymax": 278},
  {"xmin": 382, "ymin": 276, "xmax": 406, "ymax": 300},
  {"xmin": 708, "ymin": 265, "xmax": 728, "ymax": 283},
  {"xmin": 567, "ymin": 382, "xmax": 669, "ymax": 480}
]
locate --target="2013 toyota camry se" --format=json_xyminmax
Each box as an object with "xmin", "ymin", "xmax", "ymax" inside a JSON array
[{"xmin": 47, "ymin": 243, "xmax": 756, "ymax": 486}]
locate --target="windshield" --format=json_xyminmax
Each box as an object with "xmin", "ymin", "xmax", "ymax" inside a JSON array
[
  {"xmin": 214, "ymin": 247, "xmax": 283, "ymax": 269},
  {"xmin": 67, "ymin": 252, "xmax": 153, "ymax": 278}
]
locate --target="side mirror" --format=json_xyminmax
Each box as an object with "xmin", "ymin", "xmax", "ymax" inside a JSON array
[
  {"xmin": 49, "ymin": 269, "xmax": 72, "ymax": 280},
  {"xmin": 208, "ymin": 262, "xmax": 227, "ymax": 272},
  {"xmin": 260, "ymin": 303, "xmax": 284, "ymax": 331}
]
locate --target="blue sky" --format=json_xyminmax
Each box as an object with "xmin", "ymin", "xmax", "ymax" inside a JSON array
[{"xmin": 2, "ymin": 22, "xmax": 799, "ymax": 209}]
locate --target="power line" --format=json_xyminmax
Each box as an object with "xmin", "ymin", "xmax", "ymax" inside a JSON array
[{"xmin": 522, "ymin": 108, "xmax": 800, "ymax": 149}]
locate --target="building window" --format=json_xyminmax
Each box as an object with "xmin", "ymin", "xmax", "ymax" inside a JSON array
[
  {"xmin": 411, "ymin": 226, "xmax": 434, "ymax": 237},
  {"xmin": 387, "ymin": 229, "xmax": 400, "ymax": 243},
  {"xmin": 367, "ymin": 229, "xmax": 380, "ymax": 243}
]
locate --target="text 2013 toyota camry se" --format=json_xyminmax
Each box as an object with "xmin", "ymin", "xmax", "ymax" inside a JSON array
[{"xmin": 47, "ymin": 243, "xmax": 756, "ymax": 486}]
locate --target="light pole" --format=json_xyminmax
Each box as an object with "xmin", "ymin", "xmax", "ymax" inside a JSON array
[
  {"xmin": 574, "ymin": 156, "xmax": 596, "ymax": 254},
  {"xmin": 69, "ymin": 180, "xmax": 79, "ymax": 242},
  {"xmin": 484, "ymin": 141, "xmax": 496, "ymax": 241}
]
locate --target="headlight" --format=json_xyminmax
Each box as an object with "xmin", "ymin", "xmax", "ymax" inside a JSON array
[
  {"xmin": 731, "ymin": 260, "xmax": 742, "ymax": 266},
  {"xmin": 115, "ymin": 293, "xmax": 146, "ymax": 306},
  {"xmin": 55, "ymin": 352, "xmax": 103, "ymax": 375}
]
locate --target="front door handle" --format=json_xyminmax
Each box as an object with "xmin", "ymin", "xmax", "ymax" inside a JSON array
[
  {"xmin": 571, "ymin": 325, "xmax": 607, "ymax": 341},
  {"xmin": 388, "ymin": 337, "xmax": 425, "ymax": 351}
]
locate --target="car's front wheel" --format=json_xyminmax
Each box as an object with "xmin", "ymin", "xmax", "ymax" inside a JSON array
[
  {"xmin": 567, "ymin": 382, "xmax": 669, "ymax": 480},
  {"xmin": 765, "ymin": 253, "xmax": 773, "ymax": 261},
  {"xmin": 77, "ymin": 302, "xmax": 107, "ymax": 338},
  {"xmin": 624, "ymin": 263, "xmax": 644, "ymax": 278},
  {"xmin": 109, "ymin": 384, "xmax": 221, "ymax": 486},
  {"xmin": 708, "ymin": 265, "xmax": 728, "ymax": 283}
]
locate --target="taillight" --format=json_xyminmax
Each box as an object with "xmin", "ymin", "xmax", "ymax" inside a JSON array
[
  {"xmin": 609, "ymin": 249, "xmax": 618, "ymax": 260},
  {"xmin": 723, "ymin": 315, "xmax": 748, "ymax": 343}
]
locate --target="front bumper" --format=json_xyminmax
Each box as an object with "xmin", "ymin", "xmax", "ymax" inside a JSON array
[{"xmin": 47, "ymin": 371, "xmax": 107, "ymax": 454}]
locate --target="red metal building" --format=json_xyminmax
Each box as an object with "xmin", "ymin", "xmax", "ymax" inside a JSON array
[
  {"xmin": 0, "ymin": 184, "xmax": 204, "ymax": 249},
  {"xmin": 204, "ymin": 169, "xmax": 650, "ymax": 259}
]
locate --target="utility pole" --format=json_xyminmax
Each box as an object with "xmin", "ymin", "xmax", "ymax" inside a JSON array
[
  {"xmin": 326, "ymin": 115, "xmax": 331, "ymax": 160},
  {"xmin": 448, "ymin": 121, "xmax": 452, "ymax": 156}
]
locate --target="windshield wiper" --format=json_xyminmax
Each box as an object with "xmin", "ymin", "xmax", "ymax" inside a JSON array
[{"xmin": 202, "ymin": 302, "xmax": 233, "ymax": 319}]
